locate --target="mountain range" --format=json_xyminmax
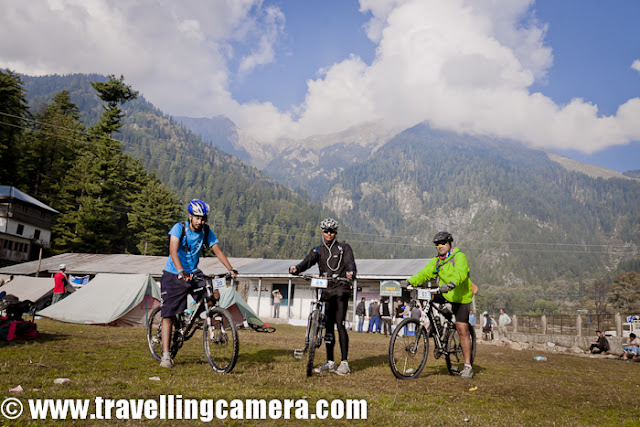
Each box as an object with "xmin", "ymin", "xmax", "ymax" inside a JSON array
[{"xmin": 19, "ymin": 73, "xmax": 640, "ymax": 309}]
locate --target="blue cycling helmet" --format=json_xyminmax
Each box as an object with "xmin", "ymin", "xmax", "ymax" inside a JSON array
[{"xmin": 188, "ymin": 199, "xmax": 210, "ymax": 216}]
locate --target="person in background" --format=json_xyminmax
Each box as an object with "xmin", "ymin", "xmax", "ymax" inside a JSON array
[
  {"xmin": 368, "ymin": 299, "xmax": 381, "ymax": 333},
  {"xmin": 589, "ymin": 330, "xmax": 610, "ymax": 354},
  {"xmin": 355, "ymin": 297, "xmax": 366, "ymax": 333},
  {"xmin": 394, "ymin": 300, "xmax": 408, "ymax": 334},
  {"xmin": 381, "ymin": 298, "xmax": 392, "ymax": 337},
  {"xmin": 482, "ymin": 311, "xmax": 493, "ymax": 341},
  {"xmin": 469, "ymin": 310, "xmax": 476, "ymax": 327},
  {"xmin": 498, "ymin": 308, "xmax": 512, "ymax": 339},
  {"xmin": 52, "ymin": 264, "xmax": 70, "ymax": 304},
  {"xmin": 272, "ymin": 289, "xmax": 282, "ymax": 318},
  {"xmin": 622, "ymin": 333, "xmax": 640, "ymax": 360}
]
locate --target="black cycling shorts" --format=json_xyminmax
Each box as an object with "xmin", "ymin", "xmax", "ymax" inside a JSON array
[
  {"xmin": 433, "ymin": 294, "xmax": 471, "ymax": 323},
  {"xmin": 160, "ymin": 270, "xmax": 204, "ymax": 318}
]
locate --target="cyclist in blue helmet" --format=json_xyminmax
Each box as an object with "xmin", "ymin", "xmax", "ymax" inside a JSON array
[{"xmin": 159, "ymin": 199, "xmax": 237, "ymax": 369}]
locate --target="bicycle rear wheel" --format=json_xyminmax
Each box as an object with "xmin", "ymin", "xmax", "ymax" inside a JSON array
[
  {"xmin": 147, "ymin": 306, "xmax": 163, "ymax": 361},
  {"xmin": 388, "ymin": 318, "xmax": 429, "ymax": 379},
  {"xmin": 306, "ymin": 309, "xmax": 322, "ymax": 377},
  {"xmin": 203, "ymin": 307, "xmax": 239, "ymax": 373},
  {"xmin": 445, "ymin": 323, "xmax": 476, "ymax": 375}
]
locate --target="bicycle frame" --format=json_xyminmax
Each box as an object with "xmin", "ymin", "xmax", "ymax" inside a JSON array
[
  {"xmin": 172, "ymin": 273, "xmax": 229, "ymax": 349},
  {"xmin": 415, "ymin": 288, "xmax": 453, "ymax": 354}
]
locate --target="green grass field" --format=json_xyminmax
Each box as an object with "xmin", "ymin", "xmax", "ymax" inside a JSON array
[{"xmin": 1, "ymin": 319, "xmax": 639, "ymax": 426}]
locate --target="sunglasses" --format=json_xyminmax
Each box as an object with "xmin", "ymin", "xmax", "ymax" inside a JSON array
[
  {"xmin": 322, "ymin": 229, "xmax": 337, "ymax": 234},
  {"xmin": 434, "ymin": 241, "xmax": 449, "ymax": 247}
]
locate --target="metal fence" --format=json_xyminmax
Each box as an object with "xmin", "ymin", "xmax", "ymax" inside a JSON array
[
  {"xmin": 580, "ymin": 313, "xmax": 617, "ymax": 335},
  {"xmin": 514, "ymin": 313, "xmax": 620, "ymax": 336}
]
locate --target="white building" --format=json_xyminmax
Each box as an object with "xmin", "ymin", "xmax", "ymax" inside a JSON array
[{"xmin": 0, "ymin": 186, "xmax": 58, "ymax": 266}]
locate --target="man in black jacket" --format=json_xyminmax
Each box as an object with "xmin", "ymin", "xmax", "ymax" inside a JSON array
[
  {"xmin": 355, "ymin": 297, "xmax": 366, "ymax": 333},
  {"xmin": 289, "ymin": 218, "xmax": 357, "ymax": 375},
  {"xmin": 589, "ymin": 330, "xmax": 610, "ymax": 354}
]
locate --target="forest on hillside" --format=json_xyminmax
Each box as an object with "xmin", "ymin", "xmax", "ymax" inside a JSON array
[{"xmin": 2, "ymin": 71, "xmax": 332, "ymax": 259}]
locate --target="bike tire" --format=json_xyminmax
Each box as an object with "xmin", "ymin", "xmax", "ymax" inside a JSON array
[
  {"xmin": 445, "ymin": 323, "xmax": 476, "ymax": 376},
  {"xmin": 203, "ymin": 307, "xmax": 239, "ymax": 373},
  {"xmin": 146, "ymin": 306, "xmax": 163, "ymax": 361},
  {"xmin": 250, "ymin": 323, "xmax": 276, "ymax": 333},
  {"xmin": 306, "ymin": 309, "xmax": 322, "ymax": 377},
  {"xmin": 388, "ymin": 318, "xmax": 429, "ymax": 379}
]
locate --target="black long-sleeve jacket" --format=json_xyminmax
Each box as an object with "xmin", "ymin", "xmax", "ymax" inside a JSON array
[{"xmin": 295, "ymin": 240, "xmax": 357, "ymax": 294}]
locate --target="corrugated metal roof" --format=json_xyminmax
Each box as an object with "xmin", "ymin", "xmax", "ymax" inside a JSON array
[
  {"xmin": 0, "ymin": 186, "xmax": 59, "ymax": 213},
  {"xmin": 0, "ymin": 253, "xmax": 431, "ymax": 280},
  {"xmin": 0, "ymin": 253, "xmax": 258, "ymax": 279}
]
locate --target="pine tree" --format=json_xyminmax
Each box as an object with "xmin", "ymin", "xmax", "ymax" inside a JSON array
[{"xmin": 0, "ymin": 69, "xmax": 30, "ymax": 184}]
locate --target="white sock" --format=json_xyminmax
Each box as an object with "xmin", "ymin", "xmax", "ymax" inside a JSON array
[{"xmin": 162, "ymin": 352, "xmax": 171, "ymax": 359}]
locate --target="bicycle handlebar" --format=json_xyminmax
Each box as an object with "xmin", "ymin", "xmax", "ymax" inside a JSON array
[{"xmin": 293, "ymin": 273, "xmax": 352, "ymax": 283}]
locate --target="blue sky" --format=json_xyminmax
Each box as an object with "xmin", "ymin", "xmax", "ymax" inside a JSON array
[{"xmin": 1, "ymin": 0, "xmax": 639, "ymax": 172}]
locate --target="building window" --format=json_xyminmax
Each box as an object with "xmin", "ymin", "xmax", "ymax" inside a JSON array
[
  {"xmin": 34, "ymin": 230, "xmax": 41, "ymax": 240},
  {"xmin": 16, "ymin": 224, "xmax": 24, "ymax": 235}
]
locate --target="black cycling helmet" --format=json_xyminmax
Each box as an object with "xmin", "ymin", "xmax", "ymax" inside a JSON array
[{"xmin": 433, "ymin": 231, "xmax": 453, "ymax": 244}]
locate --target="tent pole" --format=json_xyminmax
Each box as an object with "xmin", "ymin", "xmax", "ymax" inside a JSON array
[{"xmin": 35, "ymin": 247, "xmax": 43, "ymax": 277}]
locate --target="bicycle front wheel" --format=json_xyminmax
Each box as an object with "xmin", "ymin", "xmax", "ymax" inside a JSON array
[
  {"xmin": 388, "ymin": 318, "xmax": 429, "ymax": 379},
  {"xmin": 445, "ymin": 323, "xmax": 476, "ymax": 375},
  {"xmin": 306, "ymin": 309, "xmax": 321, "ymax": 377},
  {"xmin": 147, "ymin": 306, "xmax": 163, "ymax": 361},
  {"xmin": 203, "ymin": 307, "xmax": 239, "ymax": 373}
]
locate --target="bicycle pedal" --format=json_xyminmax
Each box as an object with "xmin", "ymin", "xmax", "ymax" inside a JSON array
[{"xmin": 293, "ymin": 349, "xmax": 304, "ymax": 360}]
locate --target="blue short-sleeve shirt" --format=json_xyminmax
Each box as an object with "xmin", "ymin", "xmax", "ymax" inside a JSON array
[{"xmin": 164, "ymin": 221, "xmax": 219, "ymax": 274}]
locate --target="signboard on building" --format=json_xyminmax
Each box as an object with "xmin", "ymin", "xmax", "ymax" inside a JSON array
[{"xmin": 380, "ymin": 280, "xmax": 401, "ymax": 297}]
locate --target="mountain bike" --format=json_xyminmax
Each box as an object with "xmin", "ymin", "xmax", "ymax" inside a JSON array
[
  {"xmin": 147, "ymin": 272, "xmax": 239, "ymax": 373},
  {"xmin": 388, "ymin": 286, "xmax": 476, "ymax": 379},
  {"xmin": 292, "ymin": 274, "xmax": 351, "ymax": 377}
]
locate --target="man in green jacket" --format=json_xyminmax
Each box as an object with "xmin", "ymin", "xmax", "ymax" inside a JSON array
[{"xmin": 401, "ymin": 231, "xmax": 474, "ymax": 379}]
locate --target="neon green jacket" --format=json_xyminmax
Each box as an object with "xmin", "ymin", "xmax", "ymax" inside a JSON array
[{"xmin": 408, "ymin": 248, "xmax": 472, "ymax": 304}]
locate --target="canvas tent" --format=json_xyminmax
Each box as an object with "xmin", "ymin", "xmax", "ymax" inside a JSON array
[
  {"xmin": 0, "ymin": 276, "xmax": 53, "ymax": 312},
  {"xmin": 218, "ymin": 286, "xmax": 263, "ymax": 327},
  {"xmin": 38, "ymin": 273, "xmax": 160, "ymax": 327}
]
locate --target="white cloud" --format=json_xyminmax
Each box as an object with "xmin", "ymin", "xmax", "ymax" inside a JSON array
[
  {"xmin": 238, "ymin": 6, "xmax": 285, "ymax": 74},
  {"xmin": 1, "ymin": 0, "xmax": 639, "ymax": 152}
]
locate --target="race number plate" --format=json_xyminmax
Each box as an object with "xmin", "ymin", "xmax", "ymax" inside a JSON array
[
  {"xmin": 311, "ymin": 278, "xmax": 328, "ymax": 288},
  {"xmin": 418, "ymin": 289, "xmax": 431, "ymax": 300},
  {"xmin": 211, "ymin": 278, "xmax": 227, "ymax": 289}
]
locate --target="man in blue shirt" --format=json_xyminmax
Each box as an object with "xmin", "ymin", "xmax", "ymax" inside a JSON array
[{"xmin": 159, "ymin": 199, "xmax": 237, "ymax": 368}]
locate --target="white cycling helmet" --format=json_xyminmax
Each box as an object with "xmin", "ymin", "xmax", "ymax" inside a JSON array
[
  {"xmin": 320, "ymin": 218, "xmax": 339, "ymax": 231},
  {"xmin": 59, "ymin": 264, "xmax": 66, "ymax": 270}
]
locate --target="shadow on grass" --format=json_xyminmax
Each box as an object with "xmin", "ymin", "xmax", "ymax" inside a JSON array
[{"xmin": 0, "ymin": 331, "xmax": 71, "ymax": 346}]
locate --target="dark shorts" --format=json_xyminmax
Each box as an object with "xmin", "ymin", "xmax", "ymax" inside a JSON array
[
  {"xmin": 160, "ymin": 270, "xmax": 204, "ymax": 318},
  {"xmin": 433, "ymin": 294, "xmax": 470, "ymax": 323}
]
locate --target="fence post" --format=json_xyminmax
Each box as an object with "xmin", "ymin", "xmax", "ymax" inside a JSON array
[
  {"xmin": 616, "ymin": 313, "xmax": 623, "ymax": 336},
  {"xmin": 512, "ymin": 314, "xmax": 518, "ymax": 333},
  {"xmin": 541, "ymin": 315, "xmax": 547, "ymax": 335},
  {"xmin": 577, "ymin": 314, "xmax": 581, "ymax": 337}
]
